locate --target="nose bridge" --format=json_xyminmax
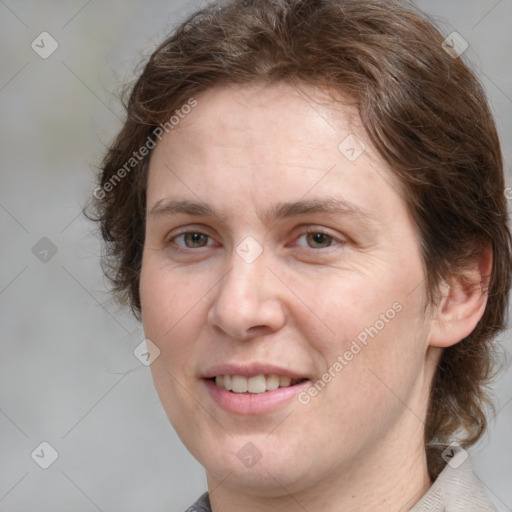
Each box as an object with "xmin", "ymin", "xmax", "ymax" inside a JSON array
[
  {"xmin": 222, "ymin": 232, "xmax": 269, "ymax": 296},
  {"xmin": 208, "ymin": 243, "xmax": 284, "ymax": 338},
  {"xmin": 219, "ymin": 247, "xmax": 268, "ymax": 310}
]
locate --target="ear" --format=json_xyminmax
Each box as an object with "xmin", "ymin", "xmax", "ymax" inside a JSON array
[{"xmin": 429, "ymin": 245, "xmax": 492, "ymax": 348}]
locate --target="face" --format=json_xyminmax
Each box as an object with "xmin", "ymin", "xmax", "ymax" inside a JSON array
[{"xmin": 140, "ymin": 83, "xmax": 436, "ymax": 496}]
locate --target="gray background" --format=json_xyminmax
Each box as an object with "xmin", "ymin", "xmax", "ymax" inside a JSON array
[{"xmin": 0, "ymin": 1, "xmax": 510, "ymax": 511}]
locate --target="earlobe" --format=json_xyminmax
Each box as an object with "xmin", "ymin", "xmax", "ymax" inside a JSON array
[{"xmin": 429, "ymin": 246, "xmax": 492, "ymax": 348}]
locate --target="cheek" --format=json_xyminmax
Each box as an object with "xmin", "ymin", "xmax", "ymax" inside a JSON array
[
  {"xmin": 297, "ymin": 272, "xmax": 395, "ymax": 349},
  {"xmin": 296, "ymin": 286, "xmax": 428, "ymax": 451},
  {"xmin": 140, "ymin": 262, "xmax": 208, "ymax": 431},
  {"xmin": 140, "ymin": 260, "xmax": 204, "ymax": 365},
  {"xmin": 300, "ymin": 264, "xmax": 427, "ymax": 386}
]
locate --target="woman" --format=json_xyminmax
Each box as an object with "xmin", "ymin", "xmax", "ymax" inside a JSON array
[{"xmin": 89, "ymin": 0, "xmax": 511, "ymax": 510}]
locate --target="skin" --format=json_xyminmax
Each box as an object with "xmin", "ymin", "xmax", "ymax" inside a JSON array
[{"xmin": 140, "ymin": 83, "xmax": 491, "ymax": 511}]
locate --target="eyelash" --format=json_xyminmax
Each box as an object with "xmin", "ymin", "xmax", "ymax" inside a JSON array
[{"xmin": 167, "ymin": 227, "xmax": 345, "ymax": 251}]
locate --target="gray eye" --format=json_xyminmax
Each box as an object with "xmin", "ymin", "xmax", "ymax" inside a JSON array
[
  {"xmin": 298, "ymin": 232, "xmax": 335, "ymax": 249},
  {"xmin": 174, "ymin": 232, "xmax": 211, "ymax": 248}
]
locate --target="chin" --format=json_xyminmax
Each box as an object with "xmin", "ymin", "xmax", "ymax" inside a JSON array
[{"xmin": 196, "ymin": 435, "xmax": 319, "ymax": 497}]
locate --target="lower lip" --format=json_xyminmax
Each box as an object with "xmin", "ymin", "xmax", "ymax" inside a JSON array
[{"xmin": 204, "ymin": 379, "xmax": 310, "ymax": 415}]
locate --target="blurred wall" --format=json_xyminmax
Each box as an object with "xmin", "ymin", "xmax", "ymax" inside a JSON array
[{"xmin": 1, "ymin": 1, "xmax": 510, "ymax": 511}]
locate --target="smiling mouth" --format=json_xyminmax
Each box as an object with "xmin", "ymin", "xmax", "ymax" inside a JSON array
[{"xmin": 210, "ymin": 374, "xmax": 308, "ymax": 394}]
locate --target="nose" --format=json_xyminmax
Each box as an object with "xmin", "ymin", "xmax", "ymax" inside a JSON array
[{"xmin": 207, "ymin": 252, "xmax": 286, "ymax": 341}]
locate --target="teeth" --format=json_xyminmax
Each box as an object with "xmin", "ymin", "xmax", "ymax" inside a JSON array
[
  {"xmin": 248, "ymin": 375, "xmax": 266, "ymax": 394},
  {"xmin": 213, "ymin": 374, "xmax": 303, "ymax": 394},
  {"xmin": 279, "ymin": 376, "xmax": 292, "ymax": 387},
  {"xmin": 231, "ymin": 375, "xmax": 248, "ymax": 393},
  {"xmin": 266, "ymin": 374, "xmax": 280, "ymax": 390}
]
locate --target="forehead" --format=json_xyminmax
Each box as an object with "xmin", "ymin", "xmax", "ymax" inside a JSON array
[
  {"xmin": 163, "ymin": 83, "xmax": 362, "ymax": 157},
  {"xmin": 147, "ymin": 82, "xmax": 405, "ymax": 222}
]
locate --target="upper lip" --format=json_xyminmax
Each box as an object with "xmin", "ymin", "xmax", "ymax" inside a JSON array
[{"xmin": 203, "ymin": 363, "xmax": 310, "ymax": 380}]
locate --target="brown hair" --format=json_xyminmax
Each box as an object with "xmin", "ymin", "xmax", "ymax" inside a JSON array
[{"xmin": 87, "ymin": 0, "xmax": 511, "ymax": 478}]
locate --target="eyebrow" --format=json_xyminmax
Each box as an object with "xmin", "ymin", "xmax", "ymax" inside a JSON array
[{"xmin": 148, "ymin": 197, "xmax": 378, "ymax": 228}]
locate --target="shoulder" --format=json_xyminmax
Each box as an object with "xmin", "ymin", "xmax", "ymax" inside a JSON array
[
  {"xmin": 411, "ymin": 444, "xmax": 496, "ymax": 511},
  {"xmin": 184, "ymin": 492, "xmax": 211, "ymax": 512}
]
